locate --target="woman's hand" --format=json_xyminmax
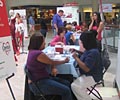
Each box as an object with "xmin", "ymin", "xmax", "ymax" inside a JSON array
[
  {"xmin": 69, "ymin": 48, "xmax": 76, "ymax": 53},
  {"xmin": 72, "ymin": 52, "xmax": 78, "ymax": 59},
  {"xmin": 51, "ymin": 67, "xmax": 58, "ymax": 76},
  {"xmin": 64, "ymin": 57, "xmax": 70, "ymax": 63},
  {"xmin": 91, "ymin": 16, "xmax": 94, "ymax": 22},
  {"xmin": 56, "ymin": 42, "xmax": 64, "ymax": 46}
]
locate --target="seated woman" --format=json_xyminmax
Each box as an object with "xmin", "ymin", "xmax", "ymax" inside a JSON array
[
  {"xmin": 26, "ymin": 33, "xmax": 73, "ymax": 100},
  {"xmin": 71, "ymin": 31, "xmax": 103, "ymax": 100},
  {"xmin": 50, "ymin": 27, "xmax": 66, "ymax": 46},
  {"xmin": 65, "ymin": 24, "xmax": 75, "ymax": 45},
  {"xmin": 80, "ymin": 21, "xmax": 88, "ymax": 32}
]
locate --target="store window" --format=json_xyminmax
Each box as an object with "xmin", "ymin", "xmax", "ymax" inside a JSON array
[
  {"xmin": 83, "ymin": 7, "xmax": 92, "ymax": 25},
  {"xmin": 26, "ymin": 6, "xmax": 56, "ymax": 24}
]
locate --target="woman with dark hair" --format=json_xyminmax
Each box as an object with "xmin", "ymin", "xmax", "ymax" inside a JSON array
[
  {"xmin": 50, "ymin": 26, "xmax": 66, "ymax": 46},
  {"xmin": 71, "ymin": 31, "xmax": 103, "ymax": 100},
  {"xmin": 89, "ymin": 12, "xmax": 104, "ymax": 52},
  {"xmin": 26, "ymin": 33, "xmax": 73, "ymax": 100}
]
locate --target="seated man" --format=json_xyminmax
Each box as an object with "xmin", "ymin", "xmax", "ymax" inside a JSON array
[{"xmin": 71, "ymin": 31, "xmax": 103, "ymax": 100}]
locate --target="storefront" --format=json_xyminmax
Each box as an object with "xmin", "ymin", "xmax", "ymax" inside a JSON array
[
  {"xmin": 102, "ymin": 4, "xmax": 120, "ymax": 25},
  {"xmin": 11, "ymin": 5, "xmax": 61, "ymax": 30}
]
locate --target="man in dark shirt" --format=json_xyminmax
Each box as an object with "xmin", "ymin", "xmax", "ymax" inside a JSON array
[{"xmin": 40, "ymin": 14, "xmax": 48, "ymax": 38}]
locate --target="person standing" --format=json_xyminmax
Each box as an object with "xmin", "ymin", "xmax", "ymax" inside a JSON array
[
  {"xmin": 89, "ymin": 12, "xmax": 104, "ymax": 52},
  {"xmin": 39, "ymin": 13, "xmax": 48, "ymax": 38},
  {"xmin": 15, "ymin": 13, "xmax": 24, "ymax": 48},
  {"xmin": 28, "ymin": 14, "xmax": 35, "ymax": 36},
  {"xmin": 9, "ymin": 10, "xmax": 20, "ymax": 63},
  {"xmin": 52, "ymin": 10, "xmax": 64, "ymax": 36}
]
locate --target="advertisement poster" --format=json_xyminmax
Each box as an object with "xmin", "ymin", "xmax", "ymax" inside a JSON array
[
  {"xmin": 14, "ymin": 9, "xmax": 28, "ymax": 38},
  {"xmin": 99, "ymin": 4, "xmax": 112, "ymax": 12},
  {"xmin": 0, "ymin": 0, "xmax": 16, "ymax": 81},
  {"xmin": 57, "ymin": 6, "xmax": 79, "ymax": 25}
]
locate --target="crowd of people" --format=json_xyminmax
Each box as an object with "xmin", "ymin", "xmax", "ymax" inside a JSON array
[
  {"xmin": 25, "ymin": 9, "xmax": 104, "ymax": 100},
  {"xmin": 9, "ymin": 8, "xmax": 104, "ymax": 100}
]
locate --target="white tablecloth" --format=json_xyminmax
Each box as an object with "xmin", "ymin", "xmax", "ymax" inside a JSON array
[{"xmin": 43, "ymin": 46, "xmax": 79, "ymax": 77}]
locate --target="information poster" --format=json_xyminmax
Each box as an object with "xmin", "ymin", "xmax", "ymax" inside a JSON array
[
  {"xmin": 57, "ymin": 6, "xmax": 79, "ymax": 25},
  {"xmin": 102, "ymin": 4, "xmax": 112, "ymax": 12},
  {"xmin": 0, "ymin": 0, "xmax": 16, "ymax": 81}
]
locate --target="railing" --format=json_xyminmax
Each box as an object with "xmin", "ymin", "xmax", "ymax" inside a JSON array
[{"xmin": 103, "ymin": 25, "xmax": 120, "ymax": 52}]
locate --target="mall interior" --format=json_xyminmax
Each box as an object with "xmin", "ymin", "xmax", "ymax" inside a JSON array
[
  {"xmin": 6, "ymin": 0, "xmax": 120, "ymax": 30},
  {"xmin": 0, "ymin": 0, "xmax": 120, "ymax": 100}
]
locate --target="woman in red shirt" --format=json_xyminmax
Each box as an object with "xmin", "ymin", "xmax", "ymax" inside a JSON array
[{"xmin": 89, "ymin": 12, "xmax": 104, "ymax": 52}]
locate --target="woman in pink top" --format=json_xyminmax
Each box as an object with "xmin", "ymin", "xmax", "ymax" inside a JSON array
[
  {"xmin": 89, "ymin": 12, "xmax": 104, "ymax": 52},
  {"xmin": 50, "ymin": 27, "xmax": 66, "ymax": 46},
  {"xmin": 89, "ymin": 12, "xmax": 104, "ymax": 41}
]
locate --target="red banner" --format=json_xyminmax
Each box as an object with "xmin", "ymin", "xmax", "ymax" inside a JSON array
[{"xmin": 0, "ymin": 0, "xmax": 10, "ymax": 37}]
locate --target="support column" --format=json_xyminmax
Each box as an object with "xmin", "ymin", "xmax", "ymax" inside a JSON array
[{"xmin": 5, "ymin": 0, "xmax": 11, "ymax": 16}]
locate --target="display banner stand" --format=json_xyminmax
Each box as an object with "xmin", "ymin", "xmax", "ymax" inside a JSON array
[
  {"xmin": 6, "ymin": 73, "xmax": 16, "ymax": 100},
  {"xmin": 0, "ymin": 0, "xmax": 17, "ymax": 99}
]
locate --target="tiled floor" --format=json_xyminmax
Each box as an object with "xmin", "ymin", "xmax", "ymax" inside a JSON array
[{"xmin": 0, "ymin": 31, "xmax": 119, "ymax": 100}]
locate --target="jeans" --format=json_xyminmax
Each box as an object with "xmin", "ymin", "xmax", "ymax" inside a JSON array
[
  {"xmin": 40, "ymin": 29, "xmax": 47, "ymax": 38},
  {"xmin": 33, "ymin": 77, "xmax": 73, "ymax": 100},
  {"xmin": 53, "ymin": 29, "xmax": 57, "ymax": 36}
]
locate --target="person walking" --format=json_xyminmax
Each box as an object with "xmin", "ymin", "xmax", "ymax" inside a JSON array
[
  {"xmin": 28, "ymin": 14, "xmax": 35, "ymax": 36},
  {"xmin": 52, "ymin": 10, "xmax": 64, "ymax": 36},
  {"xmin": 39, "ymin": 13, "xmax": 48, "ymax": 38}
]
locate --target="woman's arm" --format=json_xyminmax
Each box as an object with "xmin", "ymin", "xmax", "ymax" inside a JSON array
[
  {"xmin": 71, "ymin": 34, "xmax": 76, "ymax": 42},
  {"xmin": 37, "ymin": 53, "xmax": 69, "ymax": 66},
  {"xmin": 72, "ymin": 53, "xmax": 90, "ymax": 72},
  {"xmin": 51, "ymin": 66, "xmax": 58, "ymax": 76},
  {"xmin": 97, "ymin": 21, "xmax": 104, "ymax": 33},
  {"xmin": 89, "ymin": 17, "xmax": 94, "ymax": 30}
]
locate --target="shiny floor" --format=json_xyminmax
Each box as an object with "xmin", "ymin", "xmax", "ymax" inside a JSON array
[{"xmin": 0, "ymin": 31, "xmax": 119, "ymax": 100}]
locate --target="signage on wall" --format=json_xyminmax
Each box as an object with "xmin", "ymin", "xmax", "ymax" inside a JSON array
[
  {"xmin": 101, "ymin": 4, "xmax": 112, "ymax": 12},
  {"xmin": 57, "ymin": 6, "xmax": 79, "ymax": 25},
  {"xmin": 0, "ymin": 0, "xmax": 16, "ymax": 81},
  {"xmin": 64, "ymin": 2, "xmax": 79, "ymax": 6}
]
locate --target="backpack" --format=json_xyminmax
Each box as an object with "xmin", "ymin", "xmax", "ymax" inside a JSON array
[{"xmin": 101, "ymin": 48, "xmax": 111, "ymax": 74}]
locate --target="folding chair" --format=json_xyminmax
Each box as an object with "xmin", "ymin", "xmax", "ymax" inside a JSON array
[
  {"xmin": 87, "ymin": 50, "xmax": 111, "ymax": 100},
  {"xmin": 24, "ymin": 66, "xmax": 58, "ymax": 100}
]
